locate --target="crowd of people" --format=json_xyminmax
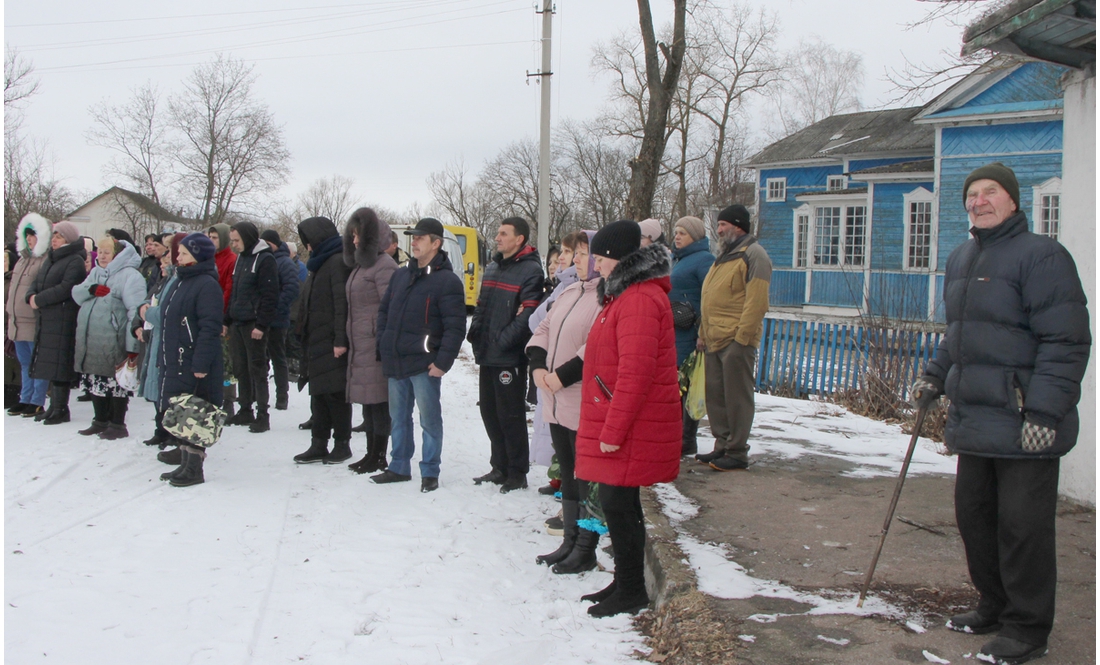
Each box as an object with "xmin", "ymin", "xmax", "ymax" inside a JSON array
[{"xmin": 2, "ymin": 162, "xmax": 1091, "ymax": 646}]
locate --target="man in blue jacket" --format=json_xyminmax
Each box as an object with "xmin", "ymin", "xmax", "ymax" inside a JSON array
[
  {"xmin": 371, "ymin": 218, "xmax": 466, "ymax": 493},
  {"xmin": 912, "ymin": 163, "xmax": 1090, "ymax": 665},
  {"xmin": 467, "ymin": 217, "xmax": 545, "ymax": 493},
  {"xmin": 260, "ymin": 229, "xmax": 301, "ymax": 411}
]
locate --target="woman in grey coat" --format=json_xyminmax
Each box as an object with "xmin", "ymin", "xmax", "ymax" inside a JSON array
[
  {"xmin": 71, "ymin": 236, "xmax": 147, "ymax": 439},
  {"xmin": 342, "ymin": 207, "xmax": 398, "ymax": 473}
]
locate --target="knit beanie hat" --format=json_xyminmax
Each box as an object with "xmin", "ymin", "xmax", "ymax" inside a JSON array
[
  {"xmin": 963, "ymin": 162, "xmax": 1020, "ymax": 210},
  {"xmin": 638, "ymin": 218, "xmax": 663, "ymax": 243},
  {"xmin": 169, "ymin": 232, "xmax": 188, "ymax": 265},
  {"xmin": 591, "ymin": 220, "xmax": 641, "ymax": 260},
  {"xmin": 717, "ymin": 205, "xmax": 751, "ymax": 233},
  {"xmin": 674, "ymin": 216, "xmax": 706, "ymax": 242},
  {"xmin": 106, "ymin": 228, "xmax": 135, "ymax": 246},
  {"xmin": 53, "ymin": 221, "xmax": 81, "ymax": 244},
  {"xmin": 260, "ymin": 229, "xmax": 281, "ymax": 246},
  {"xmin": 181, "ymin": 232, "xmax": 217, "ymax": 264}
]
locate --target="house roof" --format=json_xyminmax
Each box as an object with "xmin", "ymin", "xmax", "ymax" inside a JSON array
[
  {"xmin": 962, "ymin": 0, "xmax": 1096, "ymax": 68},
  {"xmin": 748, "ymin": 107, "xmax": 934, "ymax": 166},
  {"xmin": 850, "ymin": 159, "xmax": 935, "ymax": 176},
  {"xmin": 69, "ymin": 187, "xmax": 193, "ymax": 225}
]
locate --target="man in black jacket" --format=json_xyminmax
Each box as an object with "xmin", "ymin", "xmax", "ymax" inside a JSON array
[
  {"xmin": 467, "ymin": 217, "xmax": 544, "ymax": 493},
  {"xmin": 223, "ymin": 221, "xmax": 279, "ymax": 433},
  {"xmin": 260, "ymin": 229, "xmax": 301, "ymax": 411},
  {"xmin": 911, "ymin": 163, "xmax": 1090, "ymax": 665},
  {"xmin": 371, "ymin": 218, "xmax": 466, "ymax": 492}
]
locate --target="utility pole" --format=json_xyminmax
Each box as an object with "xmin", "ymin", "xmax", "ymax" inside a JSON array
[{"xmin": 528, "ymin": 0, "xmax": 554, "ymax": 257}]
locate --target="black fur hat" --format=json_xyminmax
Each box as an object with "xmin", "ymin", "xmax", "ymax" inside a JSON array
[{"xmin": 343, "ymin": 207, "xmax": 392, "ymax": 269}]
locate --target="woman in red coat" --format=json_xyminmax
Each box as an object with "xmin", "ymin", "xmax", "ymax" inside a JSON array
[{"xmin": 575, "ymin": 220, "xmax": 681, "ymax": 617}]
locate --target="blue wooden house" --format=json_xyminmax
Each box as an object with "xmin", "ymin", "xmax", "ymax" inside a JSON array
[{"xmin": 748, "ymin": 57, "xmax": 1069, "ymax": 325}]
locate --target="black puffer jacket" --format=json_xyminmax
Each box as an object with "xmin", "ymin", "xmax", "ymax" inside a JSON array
[
  {"xmin": 270, "ymin": 242, "xmax": 301, "ymax": 329},
  {"xmin": 157, "ymin": 258, "xmax": 224, "ymax": 410},
  {"xmin": 225, "ymin": 223, "xmax": 278, "ymax": 331},
  {"xmin": 26, "ymin": 239, "xmax": 87, "ymax": 383},
  {"xmin": 377, "ymin": 249, "xmax": 466, "ymax": 380},
  {"xmin": 467, "ymin": 245, "xmax": 544, "ymax": 367},
  {"xmin": 924, "ymin": 211, "xmax": 1091, "ymax": 458},
  {"xmin": 297, "ymin": 218, "xmax": 351, "ymax": 395}
]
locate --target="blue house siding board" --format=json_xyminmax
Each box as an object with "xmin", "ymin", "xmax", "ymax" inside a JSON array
[
  {"xmin": 934, "ymin": 275, "xmax": 946, "ymax": 324},
  {"xmin": 770, "ymin": 270, "xmax": 806, "ymax": 306},
  {"xmin": 962, "ymin": 63, "xmax": 1067, "ymax": 108},
  {"xmin": 940, "ymin": 121, "xmax": 1063, "ymax": 156},
  {"xmin": 757, "ymin": 165, "xmax": 846, "ymax": 268},
  {"xmin": 869, "ymin": 181, "xmax": 933, "ymax": 271},
  {"xmin": 809, "ymin": 271, "xmax": 863, "ymax": 308},
  {"xmin": 868, "ymin": 273, "xmax": 929, "ymax": 321}
]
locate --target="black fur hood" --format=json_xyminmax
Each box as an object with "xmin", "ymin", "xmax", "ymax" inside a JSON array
[
  {"xmin": 598, "ymin": 242, "xmax": 671, "ymax": 301},
  {"xmin": 343, "ymin": 207, "xmax": 392, "ymax": 270}
]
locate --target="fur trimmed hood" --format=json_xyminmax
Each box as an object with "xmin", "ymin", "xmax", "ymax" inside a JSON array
[
  {"xmin": 343, "ymin": 207, "xmax": 392, "ymax": 270},
  {"xmin": 17, "ymin": 213, "xmax": 51, "ymax": 258},
  {"xmin": 598, "ymin": 242, "xmax": 671, "ymax": 301}
]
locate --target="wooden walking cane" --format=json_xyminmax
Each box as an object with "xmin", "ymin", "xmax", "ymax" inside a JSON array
[{"xmin": 857, "ymin": 404, "xmax": 930, "ymax": 607}]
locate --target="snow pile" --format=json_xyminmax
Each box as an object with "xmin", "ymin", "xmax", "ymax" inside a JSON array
[{"xmin": 5, "ymin": 345, "xmax": 644, "ymax": 664}]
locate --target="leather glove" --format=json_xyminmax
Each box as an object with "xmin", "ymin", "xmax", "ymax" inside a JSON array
[
  {"xmin": 909, "ymin": 376, "xmax": 943, "ymax": 410},
  {"xmin": 1021, "ymin": 419, "xmax": 1056, "ymax": 452},
  {"xmin": 90, "ymin": 284, "xmax": 111, "ymax": 297}
]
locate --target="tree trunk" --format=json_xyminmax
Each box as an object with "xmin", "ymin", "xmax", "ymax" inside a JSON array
[{"xmin": 624, "ymin": 0, "xmax": 687, "ymax": 221}]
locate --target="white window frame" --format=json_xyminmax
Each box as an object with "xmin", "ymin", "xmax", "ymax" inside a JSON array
[
  {"xmin": 766, "ymin": 177, "xmax": 787, "ymax": 202},
  {"xmin": 827, "ymin": 175, "xmax": 847, "ymax": 192},
  {"xmin": 810, "ymin": 203, "xmax": 868, "ymax": 268},
  {"xmin": 1032, "ymin": 177, "xmax": 1061, "ymax": 241},
  {"xmin": 793, "ymin": 204, "xmax": 811, "ymax": 268},
  {"xmin": 902, "ymin": 187, "xmax": 936, "ymax": 272}
]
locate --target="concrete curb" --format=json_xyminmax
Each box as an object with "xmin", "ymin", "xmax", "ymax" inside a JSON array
[{"xmin": 641, "ymin": 485, "xmax": 698, "ymax": 609}]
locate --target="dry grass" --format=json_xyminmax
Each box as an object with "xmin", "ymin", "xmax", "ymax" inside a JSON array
[{"xmin": 633, "ymin": 592, "xmax": 742, "ymax": 664}]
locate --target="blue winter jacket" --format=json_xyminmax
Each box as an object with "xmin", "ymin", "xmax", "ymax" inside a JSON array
[
  {"xmin": 138, "ymin": 270, "xmax": 177, "ymax": 403},
  {"xmin": 271, "ymin": 242, "xmax": 301, "ymax": 329},
  {"xmin": 157, "ymin": 258, "xmax": 225, "ymax": 410},
  {"xmin": 376, "ymin": 249, "xmax": 466, "ymax": 380},
  {"xmin": 669, "ymin": 237, "xmax": 714, "ymax": 365}
]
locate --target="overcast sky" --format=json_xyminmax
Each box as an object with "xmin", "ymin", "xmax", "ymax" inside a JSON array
[{"xmin": 6, "ymin": 0, "xmax": 984, "ymax": 217}]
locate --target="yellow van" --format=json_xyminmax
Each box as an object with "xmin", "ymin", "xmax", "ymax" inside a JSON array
[{"xmin": 444, "ymin": 225, "xmax": 487, "ymax": 309}]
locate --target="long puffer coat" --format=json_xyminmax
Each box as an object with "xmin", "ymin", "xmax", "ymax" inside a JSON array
[
  {"xmin": 137, "ymin": 269, "xmax": 177, "ymax": 403},
  {"xmin": 575, "ymin": 243, "xmax": 682, "ymax": 487},
  {"xmin": 26, "ymin": 238, "xmax": 87, "ymax": 383},
  {"xmin": 6, "ymin": 214, "xmax": 50, "ymax": 342},
  {"xmin": 923, "ymin": 211, "xmax": 1091, "ymax": 459},
  {"xmin": 343, "ymin": 209, "xmax": 398, "ymax": 405},
  {"xmin": 157, "ymin": 258, "xmax": 224, "ymax": 410},
  {"xmin": 669, "ymin": 236, "xmax": 714, "ymax": 366},
  {"xmin": 297, "ymin": 217, "xmax": 351, "ymax": 396},
  {"xmin": 72, "ymin": 241, "xmax": 147, "ymax": 377}
]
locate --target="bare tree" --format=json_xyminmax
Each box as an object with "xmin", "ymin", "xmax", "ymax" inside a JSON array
[
  {"xmin": 427, "ymin": 159, "xmax": 496, "ymax": 238},
  {"xmin": 558, "ymin": 120, "xmax": 631, "ymax": 229},
  {"xmin": 4, "ymin": 133, "xmax": 76, "ymax": 241},
  {"xmin": 624, "ymin": 0, "xmax": 688, "ymax": 221},
  {"xmin": 296, "ymin": 175, "xmax": 358, "ymax": 227},
  {"xmin": 86, "ymin": 83, "xmax": 169, "ymax": 204},
  {"xmin": 766, "ymin": 38, "xmax": 864, "ymax": 140},
  {"xmin": 4, "ymin": 47, "xmax": 39, "ymax": 110},
  {"xmin": 170, "ymin": 54, "xmax": 290, "ymax": 225}
]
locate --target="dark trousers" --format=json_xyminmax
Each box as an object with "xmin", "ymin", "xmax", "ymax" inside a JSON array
[
  {"xmin": 955, "ymin": 454, "xmax": 1059, "ymax": 645},
  {"xmin": 478, "ymin": 365, "xmax": 530, "ymax": 476},
  {"xmin": 549, "ymin": 423, "xmax": 585, "ymax": 503},
  {"xmin": 360, "ymin": 401, "xmax": 391, "ymax": 439},
  {"xmin": 311, "ymin": 390, "xmax": 352, "ymax": 442},
  {"xmin": 599, "ymin": 483, "xmax": 647, "ymax": 595},
  {"xmin": 267, "ymin": 327, "xmax": 289, "ymax": 401},
  {"xmin": 229, "ymin": 323, "xmax": 270, "ymax": 413},
  {"xmin": 704, "ymin": 341, "xmax": 756, "ymax": 462}
]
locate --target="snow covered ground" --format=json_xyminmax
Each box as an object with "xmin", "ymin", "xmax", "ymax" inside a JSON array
[{"xmin": 5, "ymin": 344, "xmax": 644, "ymax": 665}]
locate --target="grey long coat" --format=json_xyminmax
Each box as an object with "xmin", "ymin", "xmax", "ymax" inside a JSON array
[
  {"xmin": 343, "ymin": 209, "xmax": 398, "ymax": 405},
  {"xmin": 72, "ymin": 242, "xmax": 147, "ymax": 377}
]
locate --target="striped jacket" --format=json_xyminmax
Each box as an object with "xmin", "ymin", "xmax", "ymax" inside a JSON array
[{"xmin": 467, "ymin": 244, "xmax": 544, "ymax": 367}]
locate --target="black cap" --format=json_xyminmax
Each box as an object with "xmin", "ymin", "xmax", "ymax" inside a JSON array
[
  {"xmin": 405, "ymin": 217, "xmax": 445, "ymax": 237},
  {"xmin": 260, "ymin": 229, "xmax": 281, "ymax": 246},
  {"xmin": 590, "ymin": 220, "xmax": 642, "ymax": 260},
  {"xmin": 717, "ymin": 205, "xmax": 751, "ymax": 233}
]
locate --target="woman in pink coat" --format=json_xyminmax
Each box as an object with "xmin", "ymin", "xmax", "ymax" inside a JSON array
[
  {"xmin": 575, "ymin": 220, "xmax": 681, "ymax": 618},
  {"xmin": 527, "ymin": 230, "xmax": 601, "ymax": 574}
]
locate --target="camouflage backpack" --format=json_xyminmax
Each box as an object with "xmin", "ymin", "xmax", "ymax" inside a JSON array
[{"xmin": 163, "ymin": 394, "xmax": 227, "ymax": 448}]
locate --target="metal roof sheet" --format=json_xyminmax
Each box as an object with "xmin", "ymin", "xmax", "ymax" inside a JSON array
[{"xmin": 748, "ymin": 107, "xmax": 933, "ymax": 166}]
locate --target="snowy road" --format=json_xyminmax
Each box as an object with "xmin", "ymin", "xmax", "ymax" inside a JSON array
[{"xmin": 5, "ymin": 345, "xmax": 644, "ymax": 665}]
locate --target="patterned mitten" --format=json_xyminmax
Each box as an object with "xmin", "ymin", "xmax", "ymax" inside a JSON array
[
  {"xmin": 909, "ymin": 376, "xmax": 943, "ymax": 409},
  {"xmin": 1021, "ymin": 420, "xmax": 1056, "ymax": 452}
]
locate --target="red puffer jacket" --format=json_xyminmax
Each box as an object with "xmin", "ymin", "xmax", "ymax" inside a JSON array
[{"xmin": 575, "ymin": 244, "xmax": 681, "ymax": 487}]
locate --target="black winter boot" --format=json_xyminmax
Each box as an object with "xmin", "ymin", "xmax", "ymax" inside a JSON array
[
  {"xmin": 553, "ymin": 527, "xmax": 599, "ymax": 575},
  {"xmin": 226, "ymin": 406, "xmax": 254, "ymax": 426},
  {"xmin": 79, "ymin": 395, "xmax": 110, "ymax": 435},
  {"xmin": 348, "ymin": 454, "xmax": 372, "ymax": 474},
  {"xmin": 248, "ymin": 410, "xmax": 270, "ymax": 433},
  {"xmin": 589, "ymin": 509, "xmax": 649, "ymax": 617},
  {"xmin": 223, "ymin": 383, "xmax": 236, "ymax": 419},
  {"xmin": 351, "ymin": 405, "xmax": 369, "ymax": 433},
  {"xmin": 581, "ymin": 579, "xmax": 618, "ymax": 603},
  {"xmin": 160, "ymin": 448, "xmax": 188, "ymax": 481},
  {"xmin": 293, "ymin": 438, "xmax": 329, "ymax": 464},
  {"xmin": 500, "ymin": 473, "xmax": 528, "ymax": 494},
  {"xmin": 157, "ymin": 447, "xmax": 183, "ymax": 465},
  {"xmin": 537, "ymin": 500, "xmax": 580, "ymax": 566},
  {"xmin": 323, "ymin": 439, "xmax": 353, "ymax": 464},
  {"xmin": 169, "ymin": 449, "xmax": 205, "ymax": 487},
  {"xmin": 42, "ymin": 384, "xmax": 71, "ymax": 425},
  {"xmin": 682, "ymin": 412, "xmax": 699, "ymax": 456},
  {"xmin": 370, "ymin": 434, "xmax": 389, "ymax": 471},
  {"xmin": 99, "ymin": 396, "xmax": 129, "ymax": 440}
]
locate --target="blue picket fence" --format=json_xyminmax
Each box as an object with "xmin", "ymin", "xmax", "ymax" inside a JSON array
[{"xmin": 754, "ymin": 317, "xmax": 944, "ymax": 397}]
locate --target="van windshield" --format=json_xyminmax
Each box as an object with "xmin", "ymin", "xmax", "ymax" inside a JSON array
[{"xmin": 455, "ymin": 235, "xmax": 467, "ymax": 254}]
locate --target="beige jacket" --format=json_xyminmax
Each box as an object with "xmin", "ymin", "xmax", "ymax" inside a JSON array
[{"xmin": 699, "ymin": 234, "xmax": 771, "ymax": 351}]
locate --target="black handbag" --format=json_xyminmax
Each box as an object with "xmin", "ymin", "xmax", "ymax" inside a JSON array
[{"xmin": 670, "ymin": 301, "xmax": 697, "ymax": 330}]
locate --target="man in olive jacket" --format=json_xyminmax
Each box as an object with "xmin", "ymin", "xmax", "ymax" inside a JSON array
[
  {"xmin": 697, "ymin": 204, "xmax": 771, "ymax": 472},
  {"xmin": 911, "ymin": 163, "xmax": 1090, "ymax": 665}
]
